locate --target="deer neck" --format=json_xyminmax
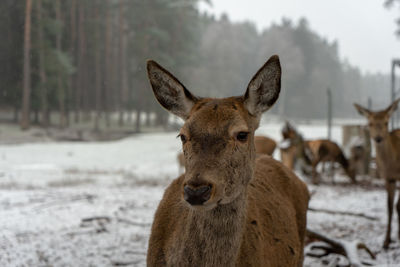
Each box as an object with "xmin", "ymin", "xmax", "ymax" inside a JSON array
[
  {"xmin": 170, "ymin": 190, "xmax": 247, "ymax": 267},
  {"xmin": 374, "ymin": 135, "xmax": 395, "ymax": 166}
]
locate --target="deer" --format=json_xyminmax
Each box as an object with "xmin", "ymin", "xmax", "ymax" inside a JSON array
[
  {"xmin": 146, "ymin": 55, "xmax": 310, "ymax": 266},
  {"xmin": 305, "ymin": 139, "xmax": 356, "ymax": 185},
  {"xmin": 354, "ymin": 98, "xmax": 400, "ymax": 249},
  {"xmin": 254, "ymin": 135, "xmax": 277, "ymax": 156},
  {"xmin": 280, "ymin": 122, "xmax": 310, "ymax": 172},
  {"xmin": 279, "ymin": 122, "xmax": 355, "ymax": 184}
]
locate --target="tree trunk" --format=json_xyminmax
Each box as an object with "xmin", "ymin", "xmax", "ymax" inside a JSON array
[
  {"xmin": 146, "ymin": 111, "xmax": 151, "ymax": 127},
  {"xmin": 75, "ymin": 1, "xmax": 85, "ymax": 124},
  {"xmin": 118, "ymin": 0, "xmax": 127, "ymax": 127},
  {"xmin": 14, "ymin": 106, "xmax": 19, "ymax": 123},
  {"xmin": 111, "ymin": 13, "xmax": 119, "ymax": 126},
  {"xmin": 94, "ymin": 1, "xmax": 102, "ymax": 132},
  {"xmin": 33, "ymin": 109, "xmax": 39, "ymax": 124},
  {"xmin": 20, "ymin": 0, "xmax": 33, "ymax": 130},
  {"xmin": 55, "ymin": 0, "xmax": 66, "ymax": 128},
  {"xmin": 104, "ymin": 0, "xmax": 112, "ymax": 128},
  {"xmin": 135, "ymin": 109, "xmax": 142, "ymax": 133},
  {"xmin": 82, "ymin": 5, "xmax": 92, "ymax": 123},
  {"xmin": 127, "ymin": 110, "xmax": 132, "ymax": 123},
  {"xmin": 67, "ymin": 0, "xmax": 77, "ymax": 127},
  {"xmin": 37, "ymin": 0, "xmax": 48, "ymax": 127}
]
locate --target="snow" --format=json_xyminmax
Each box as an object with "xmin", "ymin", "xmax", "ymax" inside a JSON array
[{"xmin": 0, "ymin": 122, "xmax": 399, "ymax": 266}]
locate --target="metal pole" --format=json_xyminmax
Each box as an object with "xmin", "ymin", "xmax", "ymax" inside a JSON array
[
  {"xmin": 391, "ymin": 60, "xmax": 395, "ymax": 129},
  {"xmin": 367, "ymin": 97, "xmax": 372, "ymax": 110},
  {"xmin": 327, "ymin": 87, "xmax": 332, "ymax": 140}
]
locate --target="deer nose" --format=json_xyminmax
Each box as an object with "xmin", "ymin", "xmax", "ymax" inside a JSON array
[
  {"xmin": 374, "ymin": 136, "xmax": 383, "ymax": 143},
  {"xmin": 184, "ymin": 185, "xmax": 212, "ymax": 205}
]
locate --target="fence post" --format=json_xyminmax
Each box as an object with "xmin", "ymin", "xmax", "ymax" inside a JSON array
[
  {"xmin": 391, "ymin": 61, "xmax": 395, "ymax": 129},
  {"xmin": 391, "ymin": 59, "xmax": 400, "ymax": 129},
  {"xmin": 327, "ymin": 87, "xmax": 332, "ymax": 140}
]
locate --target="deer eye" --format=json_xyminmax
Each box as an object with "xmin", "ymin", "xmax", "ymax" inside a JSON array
[
  {"xmin": 236, "ymin": 132, "xmax": 249, "ymax": 142},
  {"xmin": 178, "ymin": 134, "xmax": 187, "ymax": 144}
]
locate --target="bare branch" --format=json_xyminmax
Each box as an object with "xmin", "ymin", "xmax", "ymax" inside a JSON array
[
  {"xmin": 308, "ymin": 207, "xmax": 379, "ymax": 221},
  {"xmin": 306, "ymin": 229, "xmax": 376, "ymax": 267}
]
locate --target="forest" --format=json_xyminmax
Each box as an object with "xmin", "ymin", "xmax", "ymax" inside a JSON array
[{"xmin": 0, "ymin": 0, "xmax": 392, "ymax": 132}]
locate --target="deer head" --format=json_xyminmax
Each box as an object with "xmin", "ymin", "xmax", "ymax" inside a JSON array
[
  {"xmin": 147, "ymin": 56, "xmax": 281, "ymax": 210},
  {"xmin": 282, "ymin": 121, "xmax": 298, "ymax": 140},
  {"xmin": 354, "ymin": 99, "xmax": 400, "ymax": 144}
]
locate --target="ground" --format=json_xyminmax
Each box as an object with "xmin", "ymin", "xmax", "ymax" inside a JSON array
[{"xmin": 0, "ymin": 122, "xmax": 400, "ymax": 266}]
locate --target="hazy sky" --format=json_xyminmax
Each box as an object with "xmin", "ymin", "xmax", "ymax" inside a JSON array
[{"xmin": 199, "ymin": 0, "xmax": 400, "ymax": 74}]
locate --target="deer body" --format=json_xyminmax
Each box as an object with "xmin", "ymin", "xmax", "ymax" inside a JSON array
[
  {"xmin": 280, "ymin": 122, "xmax": 311, "ymax": 172},
  {"xmin": 254, "ymin": 135, "xmax": 277, "ymax": 156},
  {"xmin": 305, "ymin": 139, "xmax": 355, "ymax": 184},
  {"xmin": 374, "ymin": 129, "xmax": 400, "ymax": 178},
  {"xmin": 354, "ymin": 100, "xmax": 400, "ymax": 248},
  {"xmin": 149, "ymin": 156, "xmax": 308, "ymax": 266},
  {"xmin": 279, "ymin": 122, "xmax": 354, "ymax": 184},
  {"xmin": 146, "ymin": 56, "xmax": 309, "ymax": 266}
]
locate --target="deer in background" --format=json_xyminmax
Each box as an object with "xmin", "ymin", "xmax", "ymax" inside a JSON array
[
  {"xmin": 147, "ymin": 56, "xmax": 309, "ymax": 266},
  {"xmin": 306, "ymin": 139, "xmax": 356, "ymax": 185},
  {"xmin": 354, "ymin": 99, "xmax": 400, "ymax": 249},
  {"xmin": 280, "ymin": 122, "xmax": 355, "ymax": 184},
  {"xmin": 254, "ymin": 135, "xmax": 277, "ymax": 156},
  {"xmin": 280, "ymin": 122, "xmax": 311, "ymax": 171}
]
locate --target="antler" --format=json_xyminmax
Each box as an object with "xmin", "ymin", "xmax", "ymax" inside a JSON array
[{"xmin": 306, "ymin": 229, "xmax": 376, "ymax": 267}]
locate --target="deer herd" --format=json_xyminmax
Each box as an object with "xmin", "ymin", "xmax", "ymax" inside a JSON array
[{"xmin": 145, "ymin": 55, "xmax": 400, "ymax": 266}]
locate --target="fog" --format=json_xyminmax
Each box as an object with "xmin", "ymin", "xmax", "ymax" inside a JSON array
[
  {"xmin": 1, "ymin": 0, "xmax": 400, "ymax": 132},
  {"xmin": 200, "ymin": 0, "xmax": 400, "ymax": 74}
]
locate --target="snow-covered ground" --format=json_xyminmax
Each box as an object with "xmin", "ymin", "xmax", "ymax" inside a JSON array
[{"xmin": 0, "ymin": 122, "xmax": 399, "ymax": 266}]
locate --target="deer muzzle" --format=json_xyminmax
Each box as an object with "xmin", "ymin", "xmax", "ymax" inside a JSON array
[{"xmin": 183, "ymin": 185, "xmax": 212, "ymax": 205}]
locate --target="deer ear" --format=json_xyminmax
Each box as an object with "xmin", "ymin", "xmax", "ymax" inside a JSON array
[
  {"xmin": 147, "ymin": 60, "xmax": 198, "ymax": 119},
  {"xmin": 353, "ymin": 103, "xmax": 371, "ymax": 117},
  {"xmin": 385, "ymin": 98, "xmax": 400, "ymax": 117},
  {"xmin": 244, "ymin": 55, "xmax": 281, "ymax": 116}
]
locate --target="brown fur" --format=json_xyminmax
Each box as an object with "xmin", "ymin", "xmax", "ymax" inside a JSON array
[
  {"xmin": 254, "ymin": 135, "xmax": 277, "ymax": 156},
  {"xmin": 280, "ymin": 122, "xmax": 355, "ymax": 184},
  {"xmin": 305, "ymin": 139, "xmax": 355, "ymax": 184},
  {"xmin": 146, "ymin": 56, "xmax": 309, "ymax": 266},
  {"xmin": 149, "ymin": 156, "xmax": 309, "ymax": 266},
  {"xmin": 280, "ymin": 123, "xmax": 309, "ymax": 171},
  {"xmin": 281, "ymin": 145, "xmax": 298, "ymax": 170},
  {"xmin": 354, "ymin": 99, "xmax": 400, "ymax": 248},
  {"xmin": 177, "ymin": 135, "xmax": 276, "ymax": 171}
]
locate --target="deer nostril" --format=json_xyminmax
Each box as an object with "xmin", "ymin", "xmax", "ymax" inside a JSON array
[
  {"xmin": 374, "ymin": 136, "xmax": 383, "ymax": 143},
  {"xmin": 184, "ymin": 185, "xmax": 212, "ymax": 205},
  {"xmin": 196, "ymin": 185, "xmax": 211, "ymax": 196}
]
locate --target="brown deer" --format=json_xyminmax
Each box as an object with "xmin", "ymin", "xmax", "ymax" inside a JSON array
[
  {"xmin": 305, "ymin": 139, "xmax": 356, "ymax": 185},
  {"xmin": 279, "ymin": 122, "xmax": 355, "ymax": 184},
  {"xmin": 146, "ymin": 56, "xmax": 309, "ymax": 266},
  {"xmin": 354, "ymin": 99, "xmax": 400, "ymax": 249},
  {"xmin": 280, "ymin": 122, "xmax": 310, "ymax": 171},
  {"xmin": 254, "ymin": 135, "xmax": 277, "ymax": 156}
]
